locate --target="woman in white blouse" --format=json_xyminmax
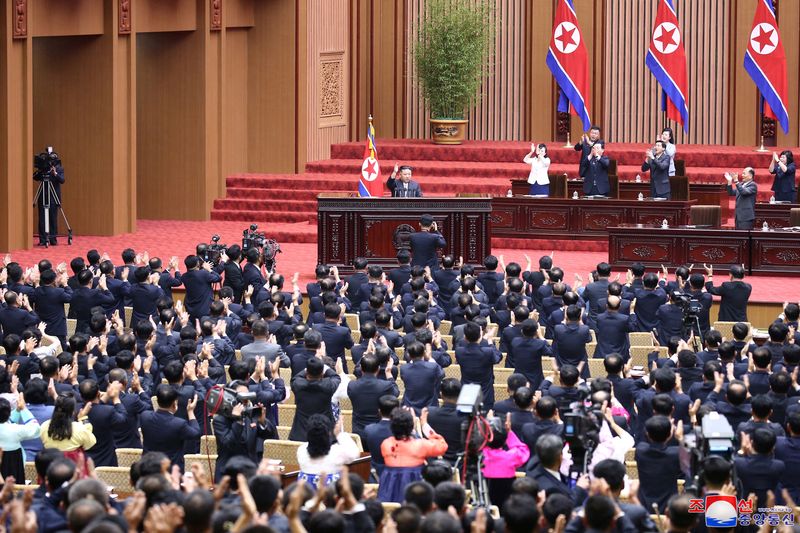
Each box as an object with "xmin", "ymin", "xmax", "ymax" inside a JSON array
[
  {"xmin": 296, "ymin": 414, "xmax": 360, "ymax": 489},
  {"xmin": 524, "ymin": 143, "xmax": 551, "ymax": 196},
  {"xmin": 660, "ymin": 128, "xmax": 677, "ymax": 176}
]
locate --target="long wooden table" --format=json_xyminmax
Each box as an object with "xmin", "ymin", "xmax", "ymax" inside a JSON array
[
  {"xmin": 317, "ymin": 195, "xmax": 492, "ymax": 273},
  {"xmin": 608, "ymin": 225, "xmax": 800, "ymax": 275},
  {"xmin": 754, "ymin": 202, "xmax": 800, "ymax": 228},
  {"xmin": 491, "ymin": 196, "xmax": 694, "ymax": 240}
]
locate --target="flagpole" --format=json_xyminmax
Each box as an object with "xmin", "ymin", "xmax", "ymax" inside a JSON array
[{"xmin": 754, "ymin": 97, "xmax": 769, "ymax": 152}]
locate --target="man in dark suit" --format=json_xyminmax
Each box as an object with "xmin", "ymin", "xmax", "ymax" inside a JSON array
[
  {"xmin": 492, "ymin": 373, "xmax": 528, "ymax": 419},
  {"xmin": 632, "ymin": 273, "xmax": 667, "ymax": 333},
  {"xmin": 114, "ymin": 248, "xmax": 137, "ymax": 280},
  {"xmin": 582, "ymin": 141, "xmax": 610, "ymax": 196},
  {"xmin": 129, "ymin": 267, "xmax": 165, "ymax": 330},
  {"xmin": 364, "ymin": 395, "xmax": 399, "ymax": 476},
  {"xmin": 574, "ymin": 126, "xmax": 604, "ymax": 180},
  {"xmin": 704, "ymin": 264, "xmax": 751, "ymax": 322},
  {"xmin": 735, "ymin": 428, "xmax": 785, "ymax": 508},
  {"xmin": 775, "ymin": 411, "xmax": 800, "ymax": 501},
  {"xmin": 96, "ymin": 260, "xmax": 130, "ymax": 323},
  {"xmin": 744, "ymin": 348, "xmax": 774, "ymax": 396},
  {"xmin": 433, "ymin": 255, "xmax": 459, "ymax": 314},
  {"xmin": 635, "ymin": 415, "xmax": 682, "ymax": 512},
  {"xmin": 219, "ymin": 245, "xmax": 245, "ymax": 303},
  {"xmin": 182, "ymin": 255, "xmax": 222, "ymax": 322},
  {"xmin": 347, "ymin": 354, "xmax": 399, "ymax": 441},
  {"xmin": 541, "ymin": 365, "xmax": 583, "ymax": 415},
  {"xmin": 0, "ymin": 291, "xmax": 39, "ymax": 337},
  {"xmin": 400, "ymin": 341, "xmax": 444, "ymax": 412},
  {"xmin": 290, "ymin": 330, "xmax": 321, "ymax": 378},
  {"xmin": 633, "ymin": 367, "xmax": 691, "ymax": 437},
  {"xmin": 242, "ymin": 248, "xmax": 267, "ymax": 303},
  {"xmin": 552, "ymin": 305, "xmax": 591, "ymax": 378},
  {"xmin": 725, "ymin": 167, "xmax": 758, "ymax": 230},
  {"xmin": 476, "ymin": 255, "xmax": 505, "ymax": 307},
  {"xmin": 594, "ymin": 296, "xmax": 637, "ymax": 360},
  {"xmin": 288, "ymin": 357, "xmax": 340, "ymax": 441},
  {"xmin": 456, "ymin": 322, "xmax": 502, "ymax": 408},
  {"xmin": 656, "ymin": 292, "xmax": 687, "ymax": 346},
  {"xmin": 706, "ymin": 372, "xmax": 752, "ymax": 432},
  {"xmin": 501, "ymin": 306, "xmax": 531, "ymax": 367},
  {"xmin": 150, "ymin": 256, "xmax": 183, "ymax": 302},
  {"xmin": 141, "ymin": 384, "xmax": 201, "ymax": 469},
  {"xmin": 641, "ymin": 140, "xmax": 671, "ymax": 199},
  {"xmin": 603, "ymin": 353, "xmax": 644, "ymax": 417},
  {"xmin": 738, "ymin": 394, "xmax": 786, "ymax": 438},
  {"xmin": 311, "ymin": 303, "xmax": 354, "ymax": 372},
  {"xmin": 526, "ymin": 434, "xmax": 587, "ymax": 504},
  {"xmin": 213, "ymin": 379, "xmax": 276, "ymax": 480},
  {"xmin": 346, "ymin": 257, "xmax": 370, "ymax": 309},
  {"xmin": 427, "ymin": 378, "xmax": 466, "ymax": 464},
  {"xmin": 688, "ymin": 360, "xmax": 721, "ymax": 404},
  {"xmin": 387, "ymin": 163, "xmax": 423, "ymax": 197},
  {"xmin": 70, "ymin": 270, "xmax": 116, "ymax": 335},
  {"xmin": 79, "ymin": 380, "xmax": 128, "ymax": 467},
  {"xmin": 593, "ymin": 459, "xmax": 658, "ymax": 532},
  {"xmin": 512, "ymin": 319, "xmax": 551, "ymax": 390},
  {"xmin": 106, "ymin": 368, "xmax": 153, "ymax": 449},
  {"xmin": 410, "ymin": 214, "xmax": 446, "ymax": 271},
  {"xmin": 388, "ymin": 250, "xmax": 413, "ymax": 289},
  {"xmin": 520, "ymin": 396, "xmax": 563, "ymax": 458},
  {"xmin": 32, "ymin": 269, "xmax": 73, "ymax": 348},
  {"xmin": 583, "ymin": 262, "xmax": 612, "ymax": 329}
]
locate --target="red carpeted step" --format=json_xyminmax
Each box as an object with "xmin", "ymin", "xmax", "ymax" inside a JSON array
[
  {"xmin": 210, "ymin": 206, "xmax": 314, "ymax": 224},
  {"xmin": 213, "ymin": 198, "xmax": 317, "ymax": 213}
]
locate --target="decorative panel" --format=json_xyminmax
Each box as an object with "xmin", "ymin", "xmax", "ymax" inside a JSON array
[
  {"xmin": 211, "ymin": 0, "xmax": 222, "ymax": 30},
  {"xmin": 619, "ymin": 242, "xmax": 672, "ymax": 263},
  {"xmin": 405, "ymin": 0, "xmax": 529, "ymax": 141},
  {"xmin": 119, "ymin": 0, "xmax": 131, "ymax": 34},
  {"xmin": 529, "ymin": 209, "xmax": 569, "ymax": 231},
  {"xmin": 580, "ymin": 210, "xmax": 623, "ymax": 232},
  {"xmin": 686, "ymin": 243, "xmax": 743, "ymax": 265},
  {"xmin": 319, "ymin": 52, "xmax": 345, "ymax": 126},
  {"xmin": 13, "ymin": 0, "xmax": 28, "ymax": 38}
]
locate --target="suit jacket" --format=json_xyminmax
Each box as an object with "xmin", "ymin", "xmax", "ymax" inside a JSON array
[
  {"xmin": 0, "ymin": 306, "xmax": 39, "ymax": 338},
  {"xmin": 583, "ymin": 155, "xmax": 610, "ymax": 195},
  {"xmin": 728, "ymin": 180, "xmax": 758, "ymax": 221},
  {"xmin": 520, "ymin": 419, "xmax": 564, "ymax": 457},
  {"xmin": 400, "ymin": 360, "xmax": 444, "ymax": 411},
  {"xmin": 433, "ymin": 269, "xmax": 459, "ymax": 314},
  {"xmin": 456, "ymin": 343, "xmax": 503, "ymax": 407},
  {"xmin": 387, "ymin": 178, "xmax": 422, "ymax": 197},
  {"xmin": 492, "ymin": 398, "xmax": 515, "ymax": 419},
  {"xmin": 222, "ymin": 261, "xmax": 245, "ymax": 303},
  {"xmin": 311, "ymin": 322, "xmax": 354, "ymax": 372},
  {"xmin": 114, "ymin": 392, "xmax": 153, "ymax": 449},
  {"xmin": 182, "ymin": 269, "xmax": 222, "ymax": 319},
  {"xmin": 607, "ymin": 375, "xmax": 644, "ymax": 417},
  {"xmin": 289, "ymin": 348, "xmax": 317, "ymax": 378},
  {"xmin": 71, "ymin": 287, "xmax": 116, "ymax": 334},
  {"xmin": 288, "ymin": 368, "xmax": 341, "ymax": 441},
  {"xmin": 347, "ymin": 375, "xmax": 399, "ymax": 439},
  {"xmin": 410, "ymin": 231, "xmax": 446, "ymax": 270},
  {"xmin": 213, "ymin": 414, "xmax": 275, "ymax": 481},
  {"xmin": 240, "ymin": 339, "xmax": 289, "ymax": 367},
  {"xmin": 706, "ymin": 390, "xmax": 752, "ymax": 432},
  {"xmin": 102, "ymin": 277, "xmax": 130, "ymax": 321},
  {"xmin": 574, "ymin": 138, "xmax": 604, "ymax": 178},
  {"xmin": 656, "ymin": 303, "xmax": 686, "ymax": 346},
  {"xmin": 388, "ymin": 265, "xmax": 412, "ymax": 290},
  {"xmin": 130, "ymin": 283, "xmax": 164, "ymax": 329},
  {"xmin": 704, "ymin": 280, "xmax": 751, "ymax": 322},
  {"xmin": 476, "ymin": 272, "xmax": 504, "ymax": 306},
  {"xmin": 641, "ymin": 153, "xmax": 671, "ymax": 196},
  {"xmin": 85, "ymin": 402, "xmax": 129, "ymax": 467},
  {"xmin": 635, "ymin": 441, "xmax": 681, "ymax": 512},
  {"xmin": 511, "ymin": 337, "xmax": 552, "ymax": 390},
  {"xmin": 552, "ymin": 323, "xmax": 592, "ymax": 371},
  {"xmin": 583, "ymin": 280, "xmax": 610, "ymax": 326},
  {"xmin": 500, "ymin": 324, "xmax": 524, "ymax": 367},
  {"xmin": 775, "ymin": 436, "xmax": 800, "ymax": 500},
  {"xmin": 364, "ymin": 419, "xmax": 393, "ymax": 475},
  {"xmin": 426, "ymin": 403, "xmax": 465, "ymax": 464},
  {"xmin": 527, "ymin": 463, "xmax": 586, "ymax": 505},
  {"xmin": 346, "ymin": 272, "xmax": 369, "ymax": 309},
  {"xmin": 633, "ymin": 288, "xmax": 667, "ymax": 333},
  {"xmin": 141, "ymin": 409, "xmax": 202, "ymax": 469},
  {"xmin": 734, "ymin": 454, "xmax": 785, "ymax": 507},
  {"xmin": 158, "ymin": 271, "xmax": 183, "ymax": 302},
  {"xmin": 594, "ymin": 311, "xmax": 637, "ymax": 359}
]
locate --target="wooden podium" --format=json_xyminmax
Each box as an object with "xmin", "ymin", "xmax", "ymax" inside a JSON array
[{"xmin": 317, "ymin": 194, "xmax": 492, "ymax": 273}]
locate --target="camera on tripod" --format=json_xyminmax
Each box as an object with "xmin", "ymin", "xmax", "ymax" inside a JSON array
[
  {"xmin": 562, "ymin": 384, "xmax": 603, "ymax": 475},
  {"xmin": 205, "ymin": 385, "xmax": 262, "ymax": 419},
  {"xmin": 242, "ymin": 224, "xmax": 282, "ymax": 271},
  {"xmin": 679, "ymin": 411, "xmax": 735, "ymax": 495},
  {"xmin": 196, "ymin": 235, "xmax": 228, "ymax": 266},
  {"xmin": 33, "ymin": 148, "xmax": 61, "ymax": 177}
]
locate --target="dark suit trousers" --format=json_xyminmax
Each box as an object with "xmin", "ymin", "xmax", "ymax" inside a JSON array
[{"xmin": 735, "ymin": 218, "xmax": 754, "ymax": 230}]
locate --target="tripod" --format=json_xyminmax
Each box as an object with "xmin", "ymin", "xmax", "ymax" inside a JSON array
[{"xmin": 33, "ymin": 175, "xmax": 73, "ymax": 247}]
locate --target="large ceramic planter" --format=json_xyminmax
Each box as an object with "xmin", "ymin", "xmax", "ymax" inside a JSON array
[{"xmin": 430, "ymin": 118, "xmax": 468, "ymax": 145}]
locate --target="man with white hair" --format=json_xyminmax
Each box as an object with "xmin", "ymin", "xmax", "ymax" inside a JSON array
[{"xmin": 724, "ymin": 167, "xmax": 758, "ymax": 229}]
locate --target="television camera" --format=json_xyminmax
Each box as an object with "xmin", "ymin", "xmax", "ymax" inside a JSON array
[
  {"xmin": 562, "ymin": 384, "xmax": 603, "ymax": 483},
  {"xmin": 205, "ymin": 385, "xmax": 263, "ymax": 420},
  {"xmin": 196, "ymin": 235, "xmax": 228, "ymax": 266},
  {"xmin": 242, "ymin": 224, "xmax": 282, "ymax": 271},
  {"xmin": 673, "ymin": 291, "xmax": 704, "ymax": 349},
  {"xmin": 679, "ymin": 411, "xmax": 736, "ymax": 495},
  {"xmin": 455, "ymin": 384, "xmax": 491, "ymax": 508}
]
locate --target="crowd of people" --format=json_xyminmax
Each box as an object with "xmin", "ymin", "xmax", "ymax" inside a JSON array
[{"xmin": 0, "ymin": 245, "xmax": 796, "ymax": 533}]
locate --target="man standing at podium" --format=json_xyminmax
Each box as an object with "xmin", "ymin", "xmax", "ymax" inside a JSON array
[
  {"xmin": 387, "ymin": 163, "xmax": 423, "ymax": 197},
  {"xmin": 642, "ymin": 141, "xmax": 671, "ymax": 199},
  {"xmin": 725, "ymin": 168, "xmax": 758, "ymax": 230},
  {"xmin": 574, "ymin": 126, "xmax": 604, "ymax": 179},
  {"xmin": 583, "ymin": 142, "xmax": 610, "ymax": 197},
  {"xmin": 410, "ymin": 214, "xmax": 445, "ymax": 271}
]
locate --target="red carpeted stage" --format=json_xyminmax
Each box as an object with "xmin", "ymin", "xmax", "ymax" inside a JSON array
[{"xmin": 4, "ymin": 140, "xmax": 798, "ymax": 304}]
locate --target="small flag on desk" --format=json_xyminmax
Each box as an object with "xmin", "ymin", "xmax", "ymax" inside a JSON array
[
  {"xmin": 359, "ymin": 116, "xmax": 383, "ymax": 197},
  {"xmin": 645, "ymin": 0, "xmax": 689, "ymax": 133},
  {"xmin": 744, "ymin": 0, "xmax": 789, "ymax": 134}
]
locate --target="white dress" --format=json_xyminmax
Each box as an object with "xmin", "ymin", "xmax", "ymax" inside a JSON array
[
  {"xmin": 524, "ymin": 155, "xmax": 551, "ymax": 185},
  {"xmin": 665, "ymin": 142, "xmax": 676, "ymax": 176}
]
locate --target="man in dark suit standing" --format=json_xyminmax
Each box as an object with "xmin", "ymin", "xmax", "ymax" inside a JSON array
[
  {"xmin": 603, "ymin": 354, "xmax": 643, "ymax": 417},
  {"xmin": 387, "ymin": 163, "xmax": 423, "ymax": 197},
  {"xmin": 433, "ymin": 255, "xmax": 459, "ymax": 314},
  {"xmin": 346, "ymin": 257, "xmax": 370, "ymax": 309},
  {"xmin": 775, "ymin": 411, "xmax": 800, "ymax": 501},
  {"xmin": 364, "ymin": 395, "xmax": 400, "ymax": 476},
  {"xmin": 0, "ymin": 291, "xmax": 39, "ymax": 337},
  {"xmin": 519, "ymin": 396, "xmax": 563, "ymax": 458},
  {"xmin": 400, "ymin": 341, "xmax": 444, "ymax": 412},
  {"xmin": 735, "ymin": 428, "xmax": 785, "ymax": 508},
  {"xmin": 594, "ymin": 296, "xmax": 638, "ymax": 360},
  {"xmin": 656, "ymin": 292, "xmax": 687, "ymax": 346},
  {"xmin": 635, "ymin": 415, "xmax": 682, "ymax": 513},
  {"xmin": 220, "ymin": 245, "xmax": 245, "ymax": 304},
  {"xmin": 593, "ymin": 459, "xmax": 658, "ymax": 533},
  {"xmin": 410, "ymin": 214, "xmax": 446, "ymax": 271},
  {"xmin": 32, "ymin": 269, "xmax": 72, "ymax": 348},
  {"xmin": 79, "ymin": 380, "xmax": 128, "ymax": 467},
  {"xmin": 150, "ymin": 256, "xmax": 183, "ymax": 302},
  {"xmin": 388, "ymin": 250, "xmax": 413, "ymax": 289},
  {"xmin": 311, "ymin": 303, "xmax": 354, "ymax": 372},
  {"xmin": 511, "ymin": 319, "xmax": 551, "ymax": 390},
  {"xmin": 704, "ymin": 264, "xmax": 751, "ymax": 322},
  {"xmin": 583, "ymin": 262, "xmax": 612, "ymax": 329},
  {"xmin": 347, "ymin": 355, "xmax": 399, "ymax": 441},
  {"xmin": 288, "ymin": 357, "xmax": 340, "ymax": 441},
  {"xmin": 552, "ymin": 306, "xmax": 592, "ymax": 378},
  {"xmin": 582, "ymin": 141, "xmax": 610, "ymax": 196},
  {"xmin": 426, "ymin": 378, "xmax": 466, "ymax": 464},
  {"xmin": 526, "ymin": 434, "xmax": 587, "ymax": 504},
  {"xmin": 182, "ymin": 255, "xmax": 222, "ymax": 322},
  {"xmin": 641, "ymin": 140, "xmax": 671, "ymax": 199},
  {"xmin": 71, "ymin": 270, "xmax": 116, "ymax": 334},
  {"xmin": 141, "ymin": 384, "xmax": 201, "ymax": 470},
  {"xmin": 574, "ymin": 126, "xmax": 604, "ymax": 180},
  {"xmin": 632, "ymin": 273, "xmax": 667, "ymax": 333},
  {"xmin": 725, "ymin": 167, "xmax": 758, "ymax": 229},
  {"xmin": 455, "ymin": 322, "xmax": 502, "ymax": 408}
]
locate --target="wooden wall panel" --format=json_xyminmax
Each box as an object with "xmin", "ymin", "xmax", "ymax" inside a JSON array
[
  {"xmin": 528, "ymin": 0, "xmax": 554, "ymax": 142},
  {"xmin": 776, "ymin": 1, "xmax": 799, "ymax": 148},
  {"xmin": 136, "ymin": 0, "xmax": 197, "ymax": 33},
  {"xmin": 225, "ymin": 0, "xmax": 255, "ymax": 29},
  {"xmin": 304, "ymin": 0, "xmax": 350, "ymax": 163},
  {"xmin": 729, "ymin": 0, "xmax": 757, "ymax": 146},
  {"xmin": 223, "ymin": 28, "xmax": 248, "ymax": 177},
  {"xmin": 405, "ymin": 0, "xmax": 529, "ymax": 141},
  {"xmin": 603, "ymin": 0, "xmax": 730, "ymax": 145},
  {"xmin": 30, "ymin": 0, "xmax": 104, "ymax": 37}
]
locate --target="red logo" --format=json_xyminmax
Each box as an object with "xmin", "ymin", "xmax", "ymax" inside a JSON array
[
  {"xmin": 689, "ymin": 499, "xmax": 706, "ymax": 513},
  {"xmin": 738, "ymin": 499, "xmax": 754, "ymax": 514}
]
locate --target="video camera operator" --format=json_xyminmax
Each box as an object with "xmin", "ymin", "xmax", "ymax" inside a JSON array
[{"xmin": 33, "ymin": 147, "xmax": 65, "ymax": 246}]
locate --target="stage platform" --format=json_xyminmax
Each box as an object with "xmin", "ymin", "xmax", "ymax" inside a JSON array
[{"xmin": 2, "ymin": 219, "xmax": 796, "ymax": 305}]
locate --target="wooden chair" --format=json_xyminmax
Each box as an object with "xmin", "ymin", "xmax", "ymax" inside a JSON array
[
  {"xmin": 493, "ymin": 368, "xmax": 514, "ymax": 383},
  {"xmin": 790, "ymin": 208, "xmax": 800, "ymax": 226},
  {"xmin": 629, "ymin": 332, "xmax": 654, "ymax": 347},
  {"xmin": 200, "ymin": 435, "xmax": 217, "ymax": 456},
  {"xmin": 338, "ymin": 396, "xmax": 353, "ymax": 411},
  {"xmin": 345, "ymin": 432, "xmax": 363, "ymax": 452},
  {"xmin": 277, "ymin": 426, "xmax": 292, "ymax": 439},
  {"xmin": 263, "ymin": 440, "xmax": 303, "ymax": 463},
  {"xmin": 395, "ymin": 346, "xmax": 405, "ymax": 359},
  {"xmin": 541, "ymin": 357, "xmax": 556, "ymax": 372},
  {"xmin": 352, "ymin": 331, "xmax": 361, "ymax": 344},
  {"xmin": 439, "ymin": 320, "xmax": 453, "ymax": 335},
  {"xmin": 690, "ymin": 205, "xmax": 721, "ymax": 228},
  {"xmin": 115, "ymin": 448, "xmax": 143, "ymax": 468},
  {"xmin": 95, "ymin": 467, "xmax": 134, "ymax": 495},
  {"xmin": 340, "ymin": 410, "xmax": 353, "ymax": 432},
  {"xmin": 279, "ymin": 367, "xmax": 292, "ymax": 383},
  {"xmin": 66, "ymin": 319, "xmax": 77, "ymax": 337},
  {"xmin": 548, "ymin": 173, "xmax": 569, "ymax": 198},
  {"xmin": 382, "ymin": 502, "xmax": 401, "ymax": 513},
  {"xmin": 235, "ymin": 349, "xmax": 242, "ymax": 361},
  {"xmin": 629, "ymin": 346, "xmax": 656, "ymax": 370},
  {"xmin": 670, "ymin": 175, "xmax": 690, "ymax": 201},
  {"xmin": 344, "ymin": 313, "xmax": 360, "ymax": 331},
  {"xmin": 124, "ymin": 306, "xmax": 133, "ymax": 326},
  {"xmin": 624, "ymin": 448, "xmax": 635, "ymax": 462},
  {"xmin": 441, "ymin": 335, "xmax": 453, "ymax": 348},
  {"xmin": 675, "ymin": 159, "xmax": 686, "ymax": 176}
]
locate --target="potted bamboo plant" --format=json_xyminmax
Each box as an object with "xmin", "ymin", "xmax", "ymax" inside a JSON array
[{"xmin": 414, "ymin": 0, "xmax": 494, "ymax": 145}]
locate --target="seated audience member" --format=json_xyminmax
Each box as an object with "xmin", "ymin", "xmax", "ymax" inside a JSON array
[
  {"xmin": 296, "ymin": 414, "xmax": 360, "ymax": 489},
  {"xmin": 378, "ymin": 407, "xmax": 448, "ymax": 503},
  {"xmin": 426, "ymin": 378, "xmax": 465, "ymax": 465},
  {"xmin": 635, "ymin": 415, "xmax": 681, "ymax": 512}
]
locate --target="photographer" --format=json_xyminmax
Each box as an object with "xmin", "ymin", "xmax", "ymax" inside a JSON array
[
  {"xmin": 33, "ymin": 148, "xmax": 65, "ymax": 246},
  {"xmin": 410, "ymin": 214, "xmax": 446, "ymax": 271}
]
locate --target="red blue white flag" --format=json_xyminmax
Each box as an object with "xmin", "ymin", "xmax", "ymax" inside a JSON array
[
  {"xmin": 744, "ymin": 0, "xmax": 789, "ymax": 134},
  {"xmin": 645, "ymin": 0, "xmax": 689, "ymax": 133},
  {"xmin": 546, "ymin": 0, "xmax": 592, "ymax": 132},
  {"xmin": 359, "ymin": 117, "xmax": 383, "ymax": 197}
]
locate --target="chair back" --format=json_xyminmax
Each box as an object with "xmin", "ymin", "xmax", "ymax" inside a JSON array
[{"xmin": 690, "ymin": 205, "xmax": 721, "ymax": 228}]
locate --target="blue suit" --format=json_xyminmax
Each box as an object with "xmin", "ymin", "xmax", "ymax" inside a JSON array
[
  {"xmin": 182, "ymin": 269, "xmax": 222, "ymax": 320},
  {"xmin": 633, "ymin": 288, "xmax": 667, "ymax": 333},
  {"xmin": 583, "ymin": 155, "xmax": 610, "ymax": 196},
  {"xmin": 387, "ymin": 178, "xmax": 422, "ymax": 197},
  {"xmin": 141, "ymin": 409, "xmax": 202, "ymax": 469},
  {"xmin": 594, "ymin": 311, "xmax": 638, "ymax": 360},
  {"xmin": 410, "ymin": 231, "xmax": 446, "ymax": 271},
  {"xmin": 455, "ymin": 343, "xmax": 502, "ymax": 408},
  {"xmin": 213, "ymin": 414, "xmax": 276, "ymax": 480},
  {"xmin": 130, "ymin": 283, "xmax": 164, "ymax": 329},
  {"xmin": 0, "ymin": 306, "xmax": 39, "ymax": 338},
  {"xmin": 656, "ymin": 303, "xmax": 686, "ymax": 346},
  {"xmin": 399, "ymin": 360, "xmax": 444, "ymax": 411},
  {"xmin": 364, "ymin": 419, "xmax": 393, "ymax": 475},
  {"xmin": 347, "ymin": 375, "xmax": 399, "ymax": 440},
  {"xmin": 511, "ymin": 337, "xmax": 552, "ymax": 390},
  {"xmin": 158, "ymin": 271, "xmax": 182, "ymax": 301},
  {"xmin": 642, "ymin": 152, "xmax": 671, "ymax": 199},
  {"xmin": 734, "ymin": 454, "xmax": 785, "ymax": 508},
  {"xmin": 775, "ymin": 436, "xmax": 800, "ymax": 501},
  {"xmin": 86, "ymin": 402, "xmax": 129, "ymax": 467},
  {"xmin": 311, "ymin": 322, "xmax": 354, "ymax": 372},
  {"xmin": 71, "ymin": 287, "xmax": 116, "ymax": 334},
  {"xmin": 552, "ymin": 323, "xmax": 592, "ymax": 377},
  {"xmin": 634, "ymin": 442, "xmax": 681, "ymax": 513},
  {"xmin": 114, "ymin": 392, "xmax": 153, "ymax": 449}
]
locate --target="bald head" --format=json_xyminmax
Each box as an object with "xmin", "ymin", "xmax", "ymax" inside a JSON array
[{"xmin": 606, "ymin": 295, "xmax": 621, "ymax": 311}]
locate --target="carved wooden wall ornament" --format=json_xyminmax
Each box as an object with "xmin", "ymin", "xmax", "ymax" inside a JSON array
[
  {"xmin": 119, "ymin": 0, "xmax": 131, "ymax": 34},
  {"xmin": 211, "ymin": 0, "xmax": 222, "ymax": 30},
  {"xmin": 13, "ymin": 0, "xmax": 27, "ymax": 39}
]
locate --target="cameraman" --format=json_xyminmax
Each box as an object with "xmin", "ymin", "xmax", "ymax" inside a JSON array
[
  {"xmin": 33, "ymin": 148, "xmax": 65, "ymax": 246},
  {"xmin": 212, "ymin": 379, "xmax": 277, "ymax": 481}
]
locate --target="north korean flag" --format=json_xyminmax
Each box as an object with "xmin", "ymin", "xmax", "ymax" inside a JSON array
[
  {"xmin": 645, "ymin": 0, "xmax": 689, "ymax": 133},
  {"xmin": 744, "ymin": 0, "xmax": 789, "ymax": 134},
  {"xmin": 546, "ymin": 0, "xmax": 592, "ymax": 132}
]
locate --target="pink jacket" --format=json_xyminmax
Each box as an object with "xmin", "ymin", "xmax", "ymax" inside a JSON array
[{"xmin": 481, "ymin": 430, "xmax": 530, "ymax": 479}]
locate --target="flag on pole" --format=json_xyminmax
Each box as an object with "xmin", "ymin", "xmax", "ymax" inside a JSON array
[
  {"xmin": 359, "ymin": 116, "xmax": 383, "ymax": 197},
  {"xmin": 744, "ymin": 0, "xmax": 789, "ymax": 134},
  {"xmin": 645, "ymin": 0, "xmax": 689, "ymax": 133},
  {"xmin": 546, "ymin": 0, "xmax": 592, "ymax": 132}
]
